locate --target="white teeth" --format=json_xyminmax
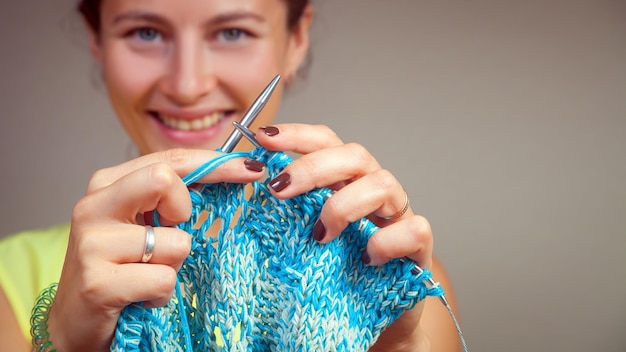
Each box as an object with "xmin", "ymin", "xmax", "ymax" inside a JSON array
[{"xmin": 159, "ymin": 112, "xmax": 224, "ymax": 131}]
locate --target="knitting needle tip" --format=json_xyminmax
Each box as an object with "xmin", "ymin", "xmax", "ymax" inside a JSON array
[{"xmin": 220, "ymin": 74, "xmax": 281, "ymax": 152}]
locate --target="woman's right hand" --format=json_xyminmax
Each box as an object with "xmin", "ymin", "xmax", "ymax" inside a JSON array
[{"xmin": 47, "ymin": 149, "xmax": 264, "ymax": 352}]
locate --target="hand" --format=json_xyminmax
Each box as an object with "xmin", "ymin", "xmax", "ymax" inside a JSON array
[
  {"xmin": 256, "ymin": 124, "xmax": 434, "ymax": 350},
  {"xmin": 48, "ymin": 149, "xmax": 265, "ymax": 352}
]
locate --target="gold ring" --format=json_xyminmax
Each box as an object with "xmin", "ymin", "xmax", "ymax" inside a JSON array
[{"xmin": 380, "ymin": 191, "xmax": 410, "ymax": 221}]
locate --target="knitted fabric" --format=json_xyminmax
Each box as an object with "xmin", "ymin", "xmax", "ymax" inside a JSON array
[{"xmin": 111, "ymin": 148, "xmax": 444, "ymax": 351}]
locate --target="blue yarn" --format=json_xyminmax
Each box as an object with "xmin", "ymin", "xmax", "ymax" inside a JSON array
[{"xmin": 111, "ymin": 148, "xmax": 444, "ymax": 351}]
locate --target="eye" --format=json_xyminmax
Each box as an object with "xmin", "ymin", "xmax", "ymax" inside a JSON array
[
  {"xmin": 218, "ymin": 28, "xmax": 247, "ymax": 42},
  {"xmin": 133, "ymin": 27, "xmax": 162, "ymax": 42}
]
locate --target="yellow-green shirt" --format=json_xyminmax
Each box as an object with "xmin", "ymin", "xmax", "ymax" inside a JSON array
[
  {"xmin": 0, "ymin": 224, "xmax": 242, "ymax": 347},
  {"xmin": 0, "ymin": 223, "xmax": 69, "ymax": 340}
]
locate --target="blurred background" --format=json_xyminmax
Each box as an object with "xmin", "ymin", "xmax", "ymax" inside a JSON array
[{"xmin": 1, "ymin": 0, "xmax": 624, "ymax": 351}]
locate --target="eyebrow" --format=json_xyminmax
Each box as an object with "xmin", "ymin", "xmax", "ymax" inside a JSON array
[
  {"xmin": 112, "ymin": 11, "xmax": 266, "ymax": 27},
  {"xmin": 210, "ymin": 12, "xmax": 266, "ymax": 25},
  {"xmin": 112, "ymin": 11, "xmax": 165, "ymax": 26}
]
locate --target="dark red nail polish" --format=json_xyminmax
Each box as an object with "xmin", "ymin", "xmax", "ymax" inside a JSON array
[
  {"xmin": 244, "ymin": 159, "xmax": 265, "ymax": 172},
  {"xmin": 143, "ymin": 211, "xmax": 154, "ymax": 226},
  {"xmin": 260, "ymin": 126, "xmax": 279, "ymax": 136},
  {"xmin": 312, "ymin": 219, "xmax": 326, "ymax": 242},
  {"xmin": 361, "ymin": 250, "xmax": 371, "ymax": 265},
  {"xmin": 269, "ymin": 173, "xmax": 291, "ymax": 192}
]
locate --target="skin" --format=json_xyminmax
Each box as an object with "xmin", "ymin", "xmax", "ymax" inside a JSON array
[
  {"xmin": 93, "ymin": 0, "xmax": 307, "ymax": 154},
  {"xmin": 0, "ymin": 0, "xmax": 461, "ymax": 351}
]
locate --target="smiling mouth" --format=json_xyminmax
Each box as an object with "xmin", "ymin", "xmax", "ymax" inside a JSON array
[{"xmin": 151, "ymin": 111, "xmax": 232, "ymax": 131}]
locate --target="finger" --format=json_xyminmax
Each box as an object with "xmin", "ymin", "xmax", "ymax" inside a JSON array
[
  {"xmin": 255, "ymin": 124, "xmax": 344, "ymax": 154},
  {"xmin": 313, "ymin": 169, "xmax": 409, "ymax": 243},
  {"xmin": 75, "ymin": 162, "xmax": 193, "ymax": 225},
  {"xmin": 82, "ymin": 224, "xmax": 191, "ymax": 266},
  {"xmin": 266, "ymin": 142, "xmax": 382, "ymax": 198},
  {"xmin": 100, "ymin": 263, "xmax": 179, "ymax": 308},
  {"xmin": 87, "ymin": 148, "xmax": 263, "ymax": 194},
  {"xmin": 363, "ymin": 215, "xmax": 434, "ymax": 269}
]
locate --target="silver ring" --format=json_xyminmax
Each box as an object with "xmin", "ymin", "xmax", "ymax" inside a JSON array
[
  {"xmin": 141, "ymin": 225, "xmax": 155, "ymax": 263},
  {"xmin": 380, "ymin": 191, "xmax": 410, "ymax": 221}
]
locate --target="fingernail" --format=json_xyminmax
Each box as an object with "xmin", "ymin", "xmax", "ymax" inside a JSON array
[
  {"xmin": 143, "ymin": 211, "xmax": 154, "ymax": 226},
  {"xmin": 361, "ymin": 249, "xmax": 371, "ymax": 265},
  {"xmin": 260, "ymin": 125, "xmax": 279, "ymax": 136},
  {"xmin": 269, "ymin": 172, "xmax": 291, "ymax": 192},
  {"xmin": 244, "ymin": 159, "xmax": 265, "ymax": 172},
  {"xmin": 312, "ymin": 219, "xmax": 326, "ymax": 242}
]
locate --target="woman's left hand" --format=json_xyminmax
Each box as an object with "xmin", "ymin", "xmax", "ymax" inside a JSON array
[{"xmin": 255, "ymin": 123, "xmax": 434, "ymax": 351}]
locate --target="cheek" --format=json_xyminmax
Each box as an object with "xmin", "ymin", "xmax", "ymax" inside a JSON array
[
  {"xmin": 102, "ymin": 45, "xmax": 162, "ymax": 109},
  {"xmin": 213, "ymin": 44, "xmax": 289, "ymax": 107}
]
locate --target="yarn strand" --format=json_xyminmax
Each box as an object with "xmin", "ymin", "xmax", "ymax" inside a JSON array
[{"xmin": 112, "ymin": 148, "xmax": 458, "ymax": 351}]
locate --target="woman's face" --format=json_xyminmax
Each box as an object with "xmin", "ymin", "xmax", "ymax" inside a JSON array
[{"xmin": 90, "ymin": 0, "xmax": 310, "ymax": 154}]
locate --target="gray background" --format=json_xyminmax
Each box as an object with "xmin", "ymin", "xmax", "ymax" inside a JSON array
[{"xmin": 1, "ymin": 0, "xmax": 625, "ymax": 351}]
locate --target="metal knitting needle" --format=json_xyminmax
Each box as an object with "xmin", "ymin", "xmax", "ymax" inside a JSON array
[
  {"xmin": 412, "ymin": 264, "xmax": 469, "ymax": 352},
  {"xmin": 412, "ymin": 265, "xmax": 450, "ymax": 307},
  {"xmin": 232, "ymin": 121, "xmax": 262, "ymax": 148},
  {"xmin": 220, "ymin": 74, "xmax": 281, "ymax": 153}
]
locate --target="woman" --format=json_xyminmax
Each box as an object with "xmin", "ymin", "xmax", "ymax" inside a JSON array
[{"xmin": 0, "ymin": 0, "xmax": 460, "ymax": 350}]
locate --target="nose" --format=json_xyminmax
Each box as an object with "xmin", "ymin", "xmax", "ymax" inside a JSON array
[{"xmin": 159, "ymin": 36, "xmax": 215, "ymax": 106}]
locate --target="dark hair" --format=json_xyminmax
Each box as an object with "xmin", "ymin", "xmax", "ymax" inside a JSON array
[{"xmin": 78, "ymin": 0, "xmax": 310, "ymax": 35}]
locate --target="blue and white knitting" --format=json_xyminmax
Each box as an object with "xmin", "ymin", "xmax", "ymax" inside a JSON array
[{"xmin": 111, "ymin": 147, "xmax": 445, "ymax": 351}]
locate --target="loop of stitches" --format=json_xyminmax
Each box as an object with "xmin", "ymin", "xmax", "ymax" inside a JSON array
[{"xmin": 112, "ymin": 148, "xmax": 444, "ymax": 351}]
